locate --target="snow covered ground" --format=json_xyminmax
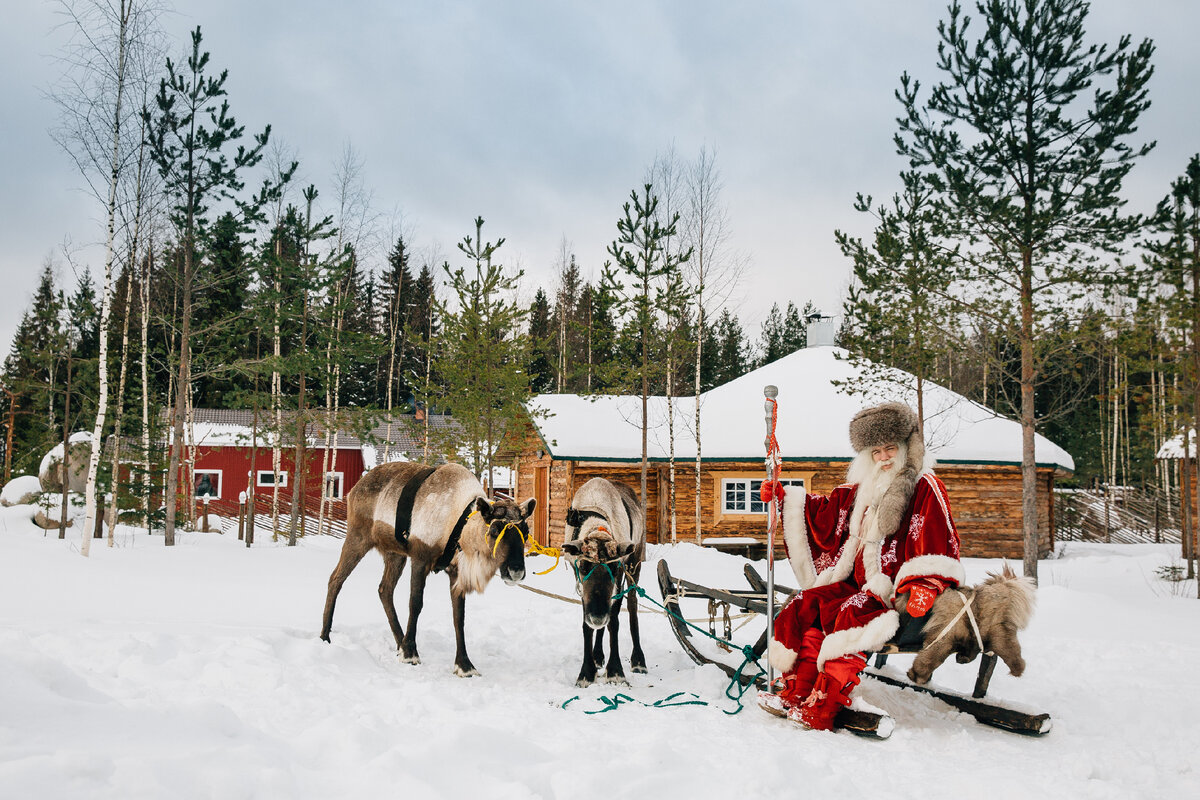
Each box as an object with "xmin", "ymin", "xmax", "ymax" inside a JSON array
[{"xmin": 2, "ymin": 508, "xmax": 1198, "ymax": 799}]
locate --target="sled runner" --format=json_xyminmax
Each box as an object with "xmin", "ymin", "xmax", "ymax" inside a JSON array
[{"xmin": 657, "ymin": 559, "xmax": 1051, "ymax": 738}]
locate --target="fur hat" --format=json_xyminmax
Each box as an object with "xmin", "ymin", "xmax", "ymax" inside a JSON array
[
  {"xmin": 849, "ymin": 402, "xmax": 926, "ymax": 540},
  {"xmin": 849, "ymin": 402, "xmax": 920, "ymax": 453}
]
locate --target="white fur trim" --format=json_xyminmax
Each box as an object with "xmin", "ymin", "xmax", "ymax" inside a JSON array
[
  {"xmin": 768, "ymin": 639, "xmax": 799, "ymax": 673},
  {"xmin": 893, "ymin": 554, "xmax": 967, "ymax": 593},
  {"xmin": 862, "ymin": 572, "xmax": 895, "ymax": 603},
  {"xmin": 817, "ymin": 610, "xmax": 900, "ymax": 670},
  {"xmin": 782, "ymin": 487, "xmax": 817, "ymax": 589}
]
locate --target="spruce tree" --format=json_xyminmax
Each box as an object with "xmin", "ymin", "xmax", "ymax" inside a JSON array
[
  {"xmin": 527, "ymin": 288, "xmax": 554, "ymax": 394},
  {"xmin": 896, "ymin": 0, "xmax": 1155, "ymax": 580}
]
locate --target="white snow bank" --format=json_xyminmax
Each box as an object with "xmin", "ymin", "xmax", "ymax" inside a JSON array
[
  {"xmin": 1, "ymin": 475, "xmax": 43, "ymax": 506},
  {"xmin": 0, "ymin": 513, "xmax": 1197, "ymax": 798}
]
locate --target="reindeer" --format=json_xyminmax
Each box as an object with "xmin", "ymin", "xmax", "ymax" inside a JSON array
[
  {"xmin": 320, "ymin": 461, "xmax": 535, "ymax": 676},
  {"xmin": 560, "ymin": 478, "xmax": 647, "ymax": 686},
  {"xmin": 906, "ymin": 564, "xmax": 1037, "ymax": 685}
]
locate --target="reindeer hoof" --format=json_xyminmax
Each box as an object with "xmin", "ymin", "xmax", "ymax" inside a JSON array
[
  {"xmin": 576, "ymin": 676, "xmax": 594, "ymax": 688},
  {"xmin": 631, "ymin": 664, "xmax": 648, "ymax": 675},
  {"xmin": 400, "ymin": 655, "xmax": 420, "ymax": 665},
  {"xmin": 454, "ymin": 665, "xmax": 480, "ymax": 678},
  {"xmin": 601, "ymin": 674, "xmax": 629, "ymax": 686}
]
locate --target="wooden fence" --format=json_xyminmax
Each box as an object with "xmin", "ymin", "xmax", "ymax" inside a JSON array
[
  {"xmin": 1054, "ymin": 486, "xmax": 1182, "ymax": 544},
  {"xmin": 193, "ymin": 492, "xmax": 348, "ymax": 539}
]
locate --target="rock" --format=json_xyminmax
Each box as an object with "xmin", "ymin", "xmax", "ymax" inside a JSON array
[
  {"xmin": 33, "ymin": 492, "xmax": 87, "ymax": 529},
  {"xmin": 1, "ymin": 475, "xmax": 43, "ymax": 507},
  {"xmin": 38, "ymin": 433, "xmax": 92, "ymax": 494}
]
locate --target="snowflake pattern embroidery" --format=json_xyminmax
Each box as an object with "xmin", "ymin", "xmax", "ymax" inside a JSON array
[
  {"xmin": 881, "ymin": 539, "xmax": 899, "ymax": 570},
  {"xmin": 841, "ymin": 592, "xmax": 871, "ymax": 611},
  {"xmin": 834, "ymin": 508, "xmax": 848, "ymax": 538},
  {"xmin": 950, "ymin": 533, "xmax": 961, "ymax": 558},
  {"xmin": 908, "ymin": 513, "xmax": 926, "ymax": 543},
  {"xmin": 814, "ymin": 547, "xmax": 841, "ymax": 573}
]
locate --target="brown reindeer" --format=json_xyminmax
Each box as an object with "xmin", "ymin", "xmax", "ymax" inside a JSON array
[
  {"xmin": 320, "ymin": 461, "xmax": 535, "ymax": 676},
  {"xmin": 906, "ymin": 564, "xmax": 1037, "ymax": 685}
]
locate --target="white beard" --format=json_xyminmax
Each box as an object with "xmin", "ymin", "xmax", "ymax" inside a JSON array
[{"xmin": 846, "ymin": 442, "xmax": 907, "ymax": 507}]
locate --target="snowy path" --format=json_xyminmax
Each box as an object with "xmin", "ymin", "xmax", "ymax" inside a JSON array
[{"xmin": 1, "ymin": 511, "xmax": 1198, "ymax": 799}]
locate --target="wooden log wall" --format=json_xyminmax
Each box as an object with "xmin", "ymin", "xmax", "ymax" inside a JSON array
[{"xmin": 514, "ymin": 428, "xmax": 1056, "ymax": 559}]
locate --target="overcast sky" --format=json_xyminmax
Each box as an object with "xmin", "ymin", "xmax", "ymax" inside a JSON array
[{"xmin": 1, "ymin": 0, "xmax": 1196, "ymax": 356}]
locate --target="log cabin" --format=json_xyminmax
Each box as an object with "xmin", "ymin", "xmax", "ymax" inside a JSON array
[{"xmin": 512, "ymin": 346, "xmax": 1074, "ymax": 559}]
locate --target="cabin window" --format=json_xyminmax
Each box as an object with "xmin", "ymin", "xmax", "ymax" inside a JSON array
[
  {"xmin": 193, "ymin": 470, "xmax": 222, "ymax": 499},
  {"xmin": 720, "ymin": 478, "xmax": 805, "ymax": 514},
  {"xmin": 257, "ymin": 470, "xmax": 288, "ymax": 488},
  {"xmin": 325, "ymin": 472, "xmax": 344, "ymax": 499}
]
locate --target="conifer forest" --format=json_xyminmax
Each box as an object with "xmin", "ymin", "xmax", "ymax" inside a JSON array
[{"xmin": 3, "ymin": 0, "xmax": 1198, "ymax": 566}]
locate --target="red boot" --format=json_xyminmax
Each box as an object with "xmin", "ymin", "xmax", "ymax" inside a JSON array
[
  {"xmin": 789, "ymin": 653, "xmax": 866, "ymax": 731},
  {"xmin": 758, "ymin": 629, "xmax": 824, "ymax": 717}
]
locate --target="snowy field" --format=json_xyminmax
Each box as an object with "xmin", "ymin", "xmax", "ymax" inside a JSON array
[{"xmin": 2, "ymin": 508, "xmax": 1198, "ymax": 799}]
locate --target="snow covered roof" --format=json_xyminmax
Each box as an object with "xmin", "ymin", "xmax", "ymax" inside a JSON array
[
  {"xmin": 527, "ymin": 346, "xmax": 1075, "ymax": 471},
  {"xmin": 1156, "ymin": 434, "xmax": 1193, "ymax": 460}
]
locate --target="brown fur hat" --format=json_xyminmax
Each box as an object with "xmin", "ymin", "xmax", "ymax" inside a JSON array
[
  {"xmin": 850, "ymin": 402, "xmax": 926, "ymax": 539},
  {"xmin": 849, "ymin": 402, "xmax": 920, "ymax": 453}
]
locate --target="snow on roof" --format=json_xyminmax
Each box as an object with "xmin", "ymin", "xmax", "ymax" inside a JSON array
[
  {"xmin": 1156, "ymin": 434, "xmax": 1193, "ymax": 459},
  {"xmin": 528, "ymin": 345, "xmax": 1074, "ymax": 471}
]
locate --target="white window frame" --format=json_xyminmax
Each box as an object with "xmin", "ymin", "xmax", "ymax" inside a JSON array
[
  {"xmin": 720, "ymin": 477, "xmax": 806, "ymax": 515},
  {"xmin": 257, "ymin": 470, "xmax": 289, "ymax": 488},
  {"xmin": 193, "ymin": 469, "xmax": 223, "ymax": 499},
  {"xmin": 325, "ymin": 471, "xmax": 345, "ymax": 500}
]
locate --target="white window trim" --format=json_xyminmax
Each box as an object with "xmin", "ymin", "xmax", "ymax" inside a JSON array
[
  {"xmin": 325, "ymin": 471, "xmax": 345, "ymax": 499},
  {"xmin": 718, "ymin": 477, "xmax": 807, "ymax": 515},
  {"xmin": 193, "ymin": 469, "xmax": 223, "ymax": 499},
  {"xmin": 257, "ymin": 470, "xmax": 289, "ymax": 488}
]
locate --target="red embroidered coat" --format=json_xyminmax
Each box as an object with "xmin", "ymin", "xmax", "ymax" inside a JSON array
[{"xmin": 769, "ymin": 473, "xmax": 965, "ymax": 673}]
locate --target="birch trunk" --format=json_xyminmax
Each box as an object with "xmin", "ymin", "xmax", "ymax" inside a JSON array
[{"xmin": 82, "ymin": 0, "xmax": 130, "ymax": 557}]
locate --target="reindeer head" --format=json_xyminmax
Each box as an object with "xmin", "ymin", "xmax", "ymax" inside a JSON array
[
  {"xmin": 474, "ymin": 496, "xmax": 536, "ymax": 585},
  {"xmin": 562, "ymin": 521, "xmax": 634, "ymax": 629}
]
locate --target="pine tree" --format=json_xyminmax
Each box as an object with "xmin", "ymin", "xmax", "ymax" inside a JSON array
[
  {"xmin": 606, "ymin": 184, "xmax": 692, "ymax": 512},
  {"xmin": 143, "ymin": 26, "xmax": 279, "ymax": 545},
  {"xmin": 836, "ymin": 171, "xmax": 955, "ymax": 430},
  {"xmin": 895, "ymin": 0, "xmax": 1155, "ymax": 580},
  {"xmin": 435, "ymin": 218, "xmax": 530, "ymax": 486}
]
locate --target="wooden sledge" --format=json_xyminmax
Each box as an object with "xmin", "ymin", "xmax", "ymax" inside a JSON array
[{"xmin": 657, "ymin": 559, "xmax": 1051, "ymax": 738}]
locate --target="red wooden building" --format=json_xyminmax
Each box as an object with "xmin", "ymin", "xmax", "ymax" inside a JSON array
[{"xmin": 174, "ymin": 408, "xmax": 461, "ymax": 511}]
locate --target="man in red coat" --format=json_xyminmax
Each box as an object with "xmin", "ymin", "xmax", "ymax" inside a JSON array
[{"xmin": 758, "ymin": 401, "xmax": 965, "ymax": 730}]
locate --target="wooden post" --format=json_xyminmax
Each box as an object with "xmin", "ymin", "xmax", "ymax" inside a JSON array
[
  {"xmin": 763, "ymin": 385, "xmax": 780, "ymax": 687},
  {"xmin": 238, "ymin": 491, "xmax": 247, "ymax": 541}
]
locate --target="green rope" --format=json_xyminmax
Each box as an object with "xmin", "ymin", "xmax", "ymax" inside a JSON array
[
  {"xmin": 561, "ymin": 691, "xmax": 709, "ymax": 714},
  {"xmin": 626, "ymin": 581, "xmax": 766, "ymax": 715}
]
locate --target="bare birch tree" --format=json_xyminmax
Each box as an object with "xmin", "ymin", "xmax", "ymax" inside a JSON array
[{"xmin": 50, "ymin": 0, "xmax": 163, "ymax": 555}]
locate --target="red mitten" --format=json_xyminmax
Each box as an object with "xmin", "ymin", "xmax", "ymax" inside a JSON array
[
  {"xmin": 759, "ymin": 480, "xmax": 785, "ymax": 504},
  {"xmin": 900, "ymin": 577, "xmax": 947, "ymax": 617}
]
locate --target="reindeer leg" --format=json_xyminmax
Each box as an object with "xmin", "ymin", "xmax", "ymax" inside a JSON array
[
  {"xmin": 603, "ymin": 593, "xmax": 627, "ymax": 684},
  {"xmin": 994, "ymin": 624, "xmax": 1026, "ymax": 677},
  {"xmin": 592, "ymin": 621, "xmax": 605, "ymax": 668},
  {"xmin": 626, "ymin": 565, "xmax": 647, "ymax": 674},
  {"xmin": 378, "ymin": 552, "xmax": 409, "ymax": 654},
  {"xmin": 450, "ymin": 573, "xmax": 478, "ymax": 677},
  {"xmin": 400, "ymin": 560, "xmax": 428, "ymax": 664},
  {"xmin": 576, "ymin": 622, "xmax": 597, "ymax": 687},
  {"xmin": 321, "ymin": 535, "xmax": 372, "ymax": 642},
  {"xmin": 908, "ymin": 635, "xmax": 959, "ymax": 685}
]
